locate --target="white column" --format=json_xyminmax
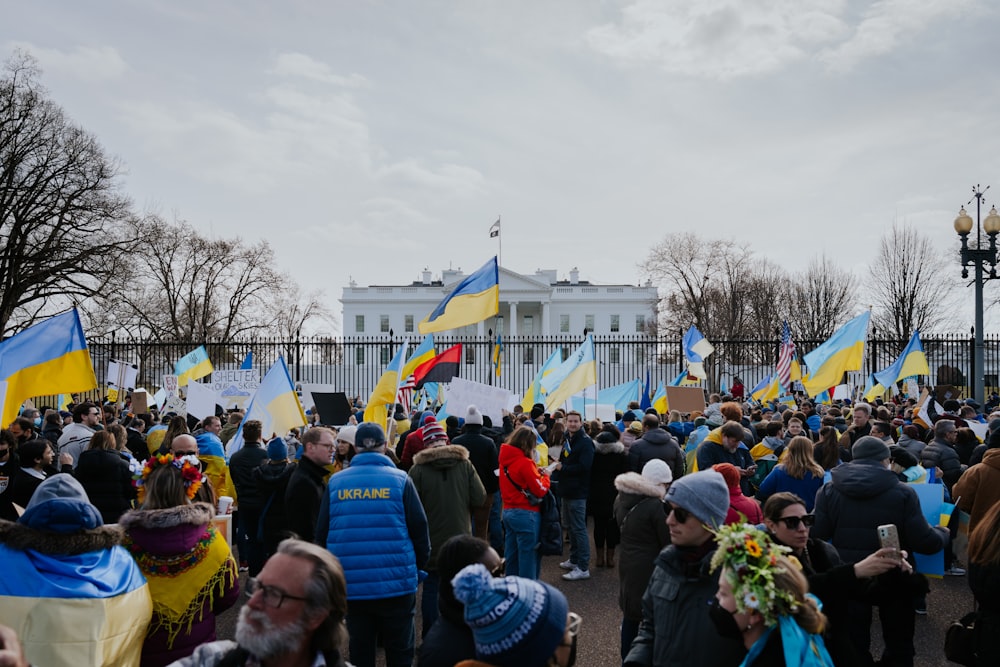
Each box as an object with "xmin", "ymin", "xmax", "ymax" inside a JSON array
[
  {"xmin": 509, "ymin": 302, "xmax": 518, "ymax": 337},
  {"xmin": 541, "ymin": 301, "xmax": 551, "ymax": 335}
]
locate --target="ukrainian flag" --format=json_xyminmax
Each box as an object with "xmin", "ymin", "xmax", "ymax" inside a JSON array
[
  {"xmin": 542, "ymin": 335, "xmax": 597, "ymax": 411},
  {"xmin": 418, "ymin": 257, "xmax": 499, "ymax": 334},
  {"xmin": 652, "ymin": 382, "xmax": 668, "ymax": 413},
  {"xmin": 0, "ymin": 309, "xmax": 98, "ymax": 427},
  {"xmin": 226, "ymin": 356, "xmax": 307, "ymax": 456},
  {"xmin": 753, "ymin": 375, "xmax": 782, "ymax": 403},
  {"xmin": 522, "ymin": 348, "xmax": 562, "ymax": 409},
  {"xmin": 175, "ymin": 345, "xmax": 214, "ymax": 387},
  {"xmin": 862, "ymin": 373, "xmax": 887, "ymax": 403},
  {"xmin": 874, "ymin": 330, "xmax": 929, "ymax": 389},
  {"xmin": 683, "ymin": 325, "xmax": 714, "ymax": 380},
  {"xmin": 492, "ymin": 333, "xmax": 503, "ymax": 377},
  {"xmin": 363, "ymin": 340, "xmax": 410, "ymax": 428},
  {"xmin": 401, "ymin": 334, "xmax": 435, "ymax": 379},
  {"xmin": 802, "ymin": 311, "xmax": 871, "ymax": 397}
]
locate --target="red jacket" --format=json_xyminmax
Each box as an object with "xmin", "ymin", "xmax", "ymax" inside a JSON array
[
  {"xmin": 725, "ymin": 488, "xmax": 763, "ymax": 526},
  {"xmin": 499, "ymin": 443, "xmax": 550, "ymax": 512}
]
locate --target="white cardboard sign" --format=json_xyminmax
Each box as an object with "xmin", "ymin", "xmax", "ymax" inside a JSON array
[
  {"xmin": 185, "ymin": 381, "xmax": 218, "ymax": 421},
  {"xmin": 444, "ymin": 377, "xmax": 512, "ymax": 425}
]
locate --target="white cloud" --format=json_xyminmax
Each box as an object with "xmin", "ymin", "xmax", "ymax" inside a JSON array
[
  {"xmin": 268, "ymin": 52, "xmax": 370, "ymax": 88},
  {"xmin": 586, "ymin": 0, "xmax": 847, "ymax": 79},
  {"xmin": 819, "ymin": 0, "xmax": 976, "ymax": 73},
  {"xmin": 6, "ymin": 41, "xmax": 127, "ymax": 81}
]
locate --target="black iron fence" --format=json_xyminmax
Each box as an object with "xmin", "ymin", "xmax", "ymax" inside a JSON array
[{"xmin": 78, "ymin": 332, "xmax": 1000, "ymax": 403}]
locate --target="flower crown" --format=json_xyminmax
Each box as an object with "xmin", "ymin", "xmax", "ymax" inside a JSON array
[
  {"xmin": 134, "ymin": 453, "xmax": 205, "ymax": 503},
  {"xmin": 710, "ymin": 523, "xmax": 799, "ymax": 626}
]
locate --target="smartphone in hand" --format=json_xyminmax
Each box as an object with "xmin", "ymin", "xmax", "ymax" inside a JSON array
[{"xmin": 877, "ymin": 524, "xmax": 901, "ymax": 563}]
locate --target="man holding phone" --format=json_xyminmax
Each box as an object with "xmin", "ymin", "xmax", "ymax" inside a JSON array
[{"xmin": 813, "ymin": 436, "xmax": 948, "ymax": 667}]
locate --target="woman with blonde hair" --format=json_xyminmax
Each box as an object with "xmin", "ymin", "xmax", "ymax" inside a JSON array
[
  {"xmin": 968, "ymin": 499, "xmax": 1000, "ymax": 665},
  {"xmin": 119, "ymin": 455, "xmax": 239, "ymax": 666},
  {"xmin": 710, "ymin": 523, "xmax": 834, "ymax": 666},
  {"xmin": 756, "ymin": 436, "xmax": 825, "ymax": 511}
]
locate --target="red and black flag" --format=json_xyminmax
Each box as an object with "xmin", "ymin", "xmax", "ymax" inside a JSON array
[{"xmin": 413, "ymin": 344, "xmax": 463, "ymax": 389}]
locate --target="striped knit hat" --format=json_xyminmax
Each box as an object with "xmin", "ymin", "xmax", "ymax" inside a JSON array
[
  {"xmin": 422, "ymin": 420, "xmax": 448, "ymax": 445},
  {"xmin": 452, "ymin": 563, "xmax": 568, "ymax": 667}
]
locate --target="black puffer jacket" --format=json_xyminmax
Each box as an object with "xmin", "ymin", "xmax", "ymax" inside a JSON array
[
  {"xmin": 589, "ymin": 437, "xmax": 627, "ymax": 517},
  {"xmin": 283, "ymin": 456, "xmax": 327, "ymax": 543},
  {"xmin": 920, "ymin": 437, "xmax": 964, "ymax": 491},
  {"xmin": 229, "ymin": 443, "xmax": 268, "ymax": 510},
  {"xmin": 627, "ymin": 427, "xmax": 684, "ymax": 480},
  {"xmin": 452, "ymin": 425, "xmax": 500, "ymax": 494},
  {"xmin": 74, "ymin": 448, "xmax": 135, "ymax": 524},
  {"xmin": 812, "ymin": 458, "xmax": 947, "ymax": 564},
  {"xmin": 613, "ymin": 472, "xmax": 670, "ymax": 621},
  {"xmin": 254, "ymin": 460, "xmax": 297, "ymax": 547}
]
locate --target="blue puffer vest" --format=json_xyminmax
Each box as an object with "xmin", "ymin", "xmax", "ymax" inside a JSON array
[{"xmin": 325, "ymin": 453, "xmax": 417, "ymax": 600}]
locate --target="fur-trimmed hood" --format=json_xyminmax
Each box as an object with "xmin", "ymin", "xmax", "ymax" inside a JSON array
[
  {"xmin": 596, "ymin": 439, "xmax": 626, "ymax": 455},
  {"xmin": 0, "ymin": 518, "xmax": 122, "ymax": 555},
  {"xmin": 615, "ymin": 471, "xmax": 667, "ymax": 498},
  {"xmin": 118, "ymin": 502, "xmax": 215, "ymax": 531},
  {"xmin": 413, "ymin": 444, "xmax": 470, "ymax": 466}
]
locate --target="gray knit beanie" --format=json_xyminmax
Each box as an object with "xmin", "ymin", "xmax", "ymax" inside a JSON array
[{"xmin": 663, "ymin": 470, "xmax": 729, "ymax": 528}]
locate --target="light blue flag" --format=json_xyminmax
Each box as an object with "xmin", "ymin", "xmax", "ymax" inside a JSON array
[
  {"xmin": 873, "ymin": 330, "xmax": 929, "ymax": 389},
  {"xmin": 240, "ymin": 351, "xmax": 253, "ymax": 370},
  {"xmin": 682, "ymin": 326, "xmax": 714, "ymax": 380},
  {"xmin": 226, "ymin": 356, "xmax": 307, "ymax": 457},
  {"xmin": 571, "ymin": 379, "xmax": 641, "ymax": 412}
]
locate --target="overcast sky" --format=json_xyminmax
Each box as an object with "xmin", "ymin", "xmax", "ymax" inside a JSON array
[{"xmin": 5, "ymin": 0, "xmax": 1000, "ymax": 332}]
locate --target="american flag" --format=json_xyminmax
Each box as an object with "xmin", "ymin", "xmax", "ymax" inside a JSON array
[
  {"xmin": 776, "ymin": 321, "xmax": 796, "ymax": 391},
  {"xmin": 396, "ymin": 374, "xmax": 416, "ymax": 415}
]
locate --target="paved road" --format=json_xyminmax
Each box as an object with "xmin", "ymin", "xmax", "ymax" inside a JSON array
[{"xmin": 220, "ymin": 547, "xmax": 973, "ymax": 666}]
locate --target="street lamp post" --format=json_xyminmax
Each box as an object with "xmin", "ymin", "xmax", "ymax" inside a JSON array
[{"xmin": 953, "ymin": 185, "xmax": 1000, "ymax": 406}]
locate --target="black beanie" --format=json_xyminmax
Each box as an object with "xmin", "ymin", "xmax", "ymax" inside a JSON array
[{"xmin": 530, "ymin": 404, "xmax": 545, "ymax": 420}]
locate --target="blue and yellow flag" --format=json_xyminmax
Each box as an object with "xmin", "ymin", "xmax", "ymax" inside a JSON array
[
  {"xmin": 226, "ymin": 356, "xmax": 307, "ymax": 457},
  {"xmin": 802, "ymin": 311, "xmax": 870, "ymax": 397},
  {"xmin": 401, "ymin": 334, "xmax": 435, "ymax": 379},
  {"xmin": 363, "ymin": 340, "xmax": 410, "ymax": 428},
  {"xmin": 175, "ymin": 345, "xmax": 214, "ymax": 387},
  {"xmin": 652, "ymin": 382, "xmax": 668, "ymax": 413},
  {"xmin": 419, "ymin": 257, "xmax": 499, "ymax": 334},
  {"xmin": 542, "ymin": 335, "xmax": 597, "ymax": 410},
  {"xmin": 0, "ymin": 309, "xmax": 98, "ymax": 427},
  {"xmin": 492, "ymin": 333, "xmax": 503, "ymax": 377},
  {"xmin": 874, "ymin": 330, "xmax": 929, "ymax": 389},
  {"xmin": 682, "ymin": 325, "xmax": 714, "ymax": 380},
  {"xmin": 522, "ymin": 348, "xmax": 562, "ymax": 409}
]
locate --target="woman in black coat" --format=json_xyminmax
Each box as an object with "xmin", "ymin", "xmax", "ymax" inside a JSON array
[
  {"xmin": 75, "ymin": 430, "xmax": 135, "ymax": 523},
  {"xmin": 589, "ymin": 430, "xmax": 627, "ymax": 568}
]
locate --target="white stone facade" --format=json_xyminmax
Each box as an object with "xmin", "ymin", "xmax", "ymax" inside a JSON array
[{"xmin": 340, "ymin": 267, "xmax": 659, "ymax": 339}]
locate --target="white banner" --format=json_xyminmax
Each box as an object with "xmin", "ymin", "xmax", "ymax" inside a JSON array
[
  {"xmin": 186, "ymin": 381, "xmax": 218, "ymax": 420},
  {"xmin": 210, "ymin": 370, "xmax": 260, "ymax": 409},
  {"xmin": 444, "ymin": 377, "xmax": 512, "ymax": 425}
]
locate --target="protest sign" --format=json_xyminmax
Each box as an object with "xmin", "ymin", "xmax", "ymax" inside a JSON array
[
  {"xmin": 584, "ymin": 404, "xmax": 616, "ymax": 422},
  {"xmin": 106, "ymin": 359, "xmax": 139, "ymax": 393},
  {"xmin": 312, "ymin": 392, "xmax": 353, "ymax": 426},
  {"xmin": 131, "ymin": 389, "xmax": 149, "ymax": 414},
  {"xmin": 186, "ymin": 381, "xmax": 218, "ymax": 420},
  {"xmin": 912, "ymin": 483, "xmax": 945, "ymax": 577},
  {"xmin": 163, "ymin": 395, "xmax": 186, "ymax": 417},
  {"xmin": 444, "ymin": 377, "xmax": 512, "ymax": 425},
  {"xmin": 210, "ymin": 369, "xmax": 260, "ymax": 409},
  {"xmin": 665, "ymin": 386, "xmax": 706, "ymax": 414},
  {"xmin": 163, "ymin": 375, "xmax": 179, "ymax": 397}
]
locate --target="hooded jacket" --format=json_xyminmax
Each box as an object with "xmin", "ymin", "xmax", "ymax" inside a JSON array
[
  {"xmin": 120, "ymin": 502, "xmax": 239, "ymax": 667},
  {"xmin": 409, "ymin": 444, "xmax": 487, "ymax": 568},
  {"xmin": 452, "ymin": 425, "xmax": 501, "ymax": 494},
  {"xmin": 613, "ymin": 473, "xmax": 670, "ymax": 621},
  {"xmin": 254, "ymin": 460, "xmax": 297, "ymax": 547},
  {"xmin": 589, "ymin": 437, "xmax": 627, "ymax": 515},
  {"xmin": 623, "ymin": 544, "xmax": 745, "ymax": 667},
  {"xmin": 920, "ymin": 437, "xmax": 964, "ymax": 490},
  {"xmin": 552, "ymin": 428, "xmax": 595, "ymax": 500},
  {"xmin": 627, "ymin": 427, "xmax": 684, "ymax": 480},
  {"xmin": 812, "ymin": 459, "xmax": 947, "ymax": 564},
  {"xmin": 954, "ymin": 448, "xmax": 1000, "ymax": 532},
  {"xmin": 0, "ymin": 475, "xmax": 152, "ymax": 666},
  {"xmin": 498, "ymin": 443, "xmax": 550, "ymax": 512},
  {"xmin": 74, "ymin": 447, "xmax": 136, "ymax": 524}
]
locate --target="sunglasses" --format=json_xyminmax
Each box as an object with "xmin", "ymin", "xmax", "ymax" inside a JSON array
[
  {"xmin": 663, "ymin": 502, "xmax": 691, "ymax": 524},
  {"xmin": 777, "ymin": 514, "xmax": 815, "ymax": 530}
]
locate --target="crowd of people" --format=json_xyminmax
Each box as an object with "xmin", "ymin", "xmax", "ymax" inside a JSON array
[{"xmin": 0, "ymin": 388, "xmax": 999, "ymax": 666}]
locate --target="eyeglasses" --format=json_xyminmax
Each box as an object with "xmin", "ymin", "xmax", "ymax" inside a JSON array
[
  {"xmin": 664, "ymin": 502, "xmax": 691, "ymax": 524},
  {"xmin": 566, "ymin": 612, "xmax": 582, "ymax": 639},
  {"xmin": 777, "ymin": 514, "xmax": 815, "ymax": 530},
  {"xmin": 89, "ymin": 411, "xmax": 101, "ymax": 416},
  {"xmin": 246, "ymin": 577, "xmax": 308, "ymax": 608},
  {"xmin": 490, "ymin": 559, "xmax": 506, "ymax": 577}
]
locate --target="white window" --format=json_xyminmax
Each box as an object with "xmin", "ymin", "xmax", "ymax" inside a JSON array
[
  {"xmin": 380, "ymin": 346, "xmax": 390, "ymax": 364},
  {"xmin": 355, "ymin": 315, "xmax": 365, "ymax": 333},
  {"xmin": 610, "ymin": 347, "xmax": 620, "ymax": 364},
  {"xmin": 585, "ymin": 314, "xmax": 595, "ymax": 332},
  {"xmin": 635, "ymin": 314, "xmax": 646, "ymax": 332},
  {"xmin": 523, "ymin": 315, "xmax": 534, "ymax": 335},
  {"xmin": 524, "ymin": 348, "xmax": 535, "ymax": 364},
  {"xmin": 380, "ymin": 315, "xmax": 390, "ymax": 333},
  {"xmin": 560, "ymin": 314, "xmax": 570, "ymax": 333},
  {"xmin": 404, "ymin": 315, "xmax": 414, "ymax": 332},
  {"xmin": 610, "ymin": 314, "xmax": 620, "ymax": 332},
  {"xmin": 355, "ymin": 348, "xmax": 365, "ymax": 365}
]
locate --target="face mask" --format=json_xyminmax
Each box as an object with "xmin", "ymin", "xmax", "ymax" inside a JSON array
[
  {"xmin": 33, "ymin": 417, "xmax": 42, "ymax": 428},
  {"xmin": 708, "ymin": 598, "xmax": 743, "ymax": 638}
]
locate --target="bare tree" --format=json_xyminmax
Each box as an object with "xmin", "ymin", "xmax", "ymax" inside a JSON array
[
  {"xmin": 867, "ymin": 221, "xmax": 954, "ymax": 340},
  {"xmin": 262, "ymin": 286, "xmax": 337, "ymax": 339},
  {"xmin": 0, "ymin": 51, "xmax": 137, "ymax": 336},
  {"xmin": 785, "ymin": 254, "xmax": 857, "ymax": 341}
]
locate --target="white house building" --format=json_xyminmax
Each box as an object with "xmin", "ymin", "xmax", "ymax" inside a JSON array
[{"xmin": 340, "ymin": 266, "xmax": 658, "ymax": 340}]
